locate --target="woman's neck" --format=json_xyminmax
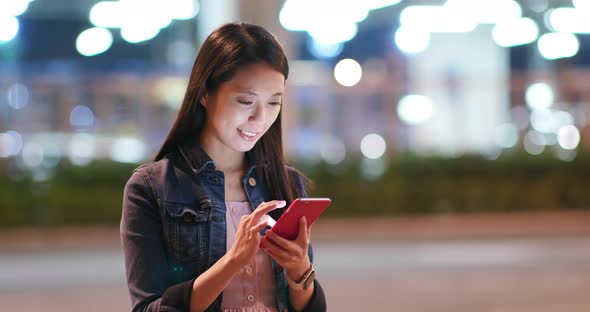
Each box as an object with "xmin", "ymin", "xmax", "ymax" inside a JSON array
[{"xmin": 198, "ymin": 133, "xmax": 245, "ymax": 174}]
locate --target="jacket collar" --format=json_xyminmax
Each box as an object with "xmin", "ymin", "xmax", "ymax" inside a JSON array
[{"xmin": 177, "ymin": 140, "xmax": 263, "ymax": 175}]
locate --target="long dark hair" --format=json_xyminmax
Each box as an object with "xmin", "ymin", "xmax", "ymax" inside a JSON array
[{"xmin": 155, "ymin": 22, "xmax": 306, "ymax": 209}]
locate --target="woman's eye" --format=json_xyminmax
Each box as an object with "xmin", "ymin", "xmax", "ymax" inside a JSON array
[
  {"xmin": 269, "ymin": 101, "xmax": 281, "ymax": 106},
  {"xmin": 238, "ymin": 99, "xmax": 253, "ymax": 105}
]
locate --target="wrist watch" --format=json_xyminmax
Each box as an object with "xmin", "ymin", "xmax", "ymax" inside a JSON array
[{"xmin": 288, "ymin": 264, "xmax": 315, "ymax": 291}]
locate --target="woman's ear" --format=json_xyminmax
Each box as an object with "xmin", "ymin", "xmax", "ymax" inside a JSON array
[{"xmin": 200, "ymin": 93, "xmax": 208, "ymax": 108}]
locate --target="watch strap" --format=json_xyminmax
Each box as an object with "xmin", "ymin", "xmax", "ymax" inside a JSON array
[{"xmin": 288, "ymin": 264, "xmax": 315, "ymax": 290}]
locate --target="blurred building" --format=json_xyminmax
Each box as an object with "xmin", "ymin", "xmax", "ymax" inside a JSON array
[{"xmin": 1, "ymin": 0, "xmax": 590, "ymax": 173}]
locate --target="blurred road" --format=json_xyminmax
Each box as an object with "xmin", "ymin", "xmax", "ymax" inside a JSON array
[{"xmin": 1, "ymin": 212, "xmax": 590, "ymax": 311}]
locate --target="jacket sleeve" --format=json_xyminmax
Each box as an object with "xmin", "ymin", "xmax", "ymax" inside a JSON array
[
  {"xmin": 120, "ymin": 171, "xmax": 196, "ymax": 312},
  {"xmin": 299, "ymin": 280, "xmax": 327, "ymax": 312}
]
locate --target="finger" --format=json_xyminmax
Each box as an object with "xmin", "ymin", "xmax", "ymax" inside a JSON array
[
  {"xmin": 251, "ymin": 221, "xmax": 269, "ymax": 234},
  {"xmin": 262, "ymin": 232, "xmax": 286, "ymax": 251},
  {"xmin": 237, "ymin": 215, "xmax": 250, "ymax": 230},
  {"xmin": 266, "ymin": 230, "xmax": 300, "ymax": 251},
  {"xmin": 261, "ymin": 238, "xmax": 290, "ymax": 262},
  {"xmin": 296, "ymin": 216, "xmax": 309, "ymax": 245},
  {"xmin": 251, "ymin": 200, "xmax": 286, "ymax": 222},
  {"xmin": 261, "ymin": 246, "xmax": 283, "ymax": 266}
]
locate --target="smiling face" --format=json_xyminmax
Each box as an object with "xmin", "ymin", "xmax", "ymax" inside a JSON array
[{"xmin": 199, "ymin": 62, "xmax": 285, "ymax": 156}]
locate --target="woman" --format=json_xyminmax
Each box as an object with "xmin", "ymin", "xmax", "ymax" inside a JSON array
[{"xmin": 120, "ymin": 22, "xmax": 327, "ymax": 312}]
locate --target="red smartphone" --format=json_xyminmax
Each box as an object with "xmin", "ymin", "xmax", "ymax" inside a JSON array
[{"xmin": 267, "ymin": 198, "xmax": 331, "ymax": 240}]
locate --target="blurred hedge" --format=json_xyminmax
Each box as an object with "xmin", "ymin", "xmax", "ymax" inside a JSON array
[
  {"xmin": 1, "ymin": 152, "xmax": 590, "ymax": 227},
  {"xmin": 0, "ymin": 161, "xmax": 136, "ymax": 227},
  {"xmin": 305, "ymin": 152, "xmax": 590, "ymax": 217}
]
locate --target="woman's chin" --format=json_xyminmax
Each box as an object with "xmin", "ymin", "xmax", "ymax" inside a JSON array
[{"xmin": 231, "ymin": 140, "xmax": 258, "ymax": 153}]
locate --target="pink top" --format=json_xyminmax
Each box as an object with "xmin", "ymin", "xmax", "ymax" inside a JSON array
[{"xmin": 221, "ymin": 201, "xmax": 278, "ymax": 312}]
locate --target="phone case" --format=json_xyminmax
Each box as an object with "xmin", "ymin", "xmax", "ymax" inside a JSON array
[{"xmin": 268, "ymin": 198, "xmax": 331, "ymax": 240}]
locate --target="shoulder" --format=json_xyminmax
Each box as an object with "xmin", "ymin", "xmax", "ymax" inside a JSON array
[
  {"xmin": 286, "ymin": 164, "xmax": 304, "ymax": 182},
  {"xmin": 124, "ymin": 150, "xmax": 185, "ymax": 195},
  {"xmin": 132, "ymin": 150, "xmax": 183, "ymax": 180},
  {"xmin": 124, "ymin": 161, "xmax": 159, "ymax": 199},
  {"xmin": 285, "ymin": 164, "xmax": 310, "ymax": 195}
]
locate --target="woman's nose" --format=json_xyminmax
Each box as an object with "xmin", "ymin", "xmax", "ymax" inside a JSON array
[{"xmin": 249, "ymin": 103, "xmax": 266, "ymax": 123}]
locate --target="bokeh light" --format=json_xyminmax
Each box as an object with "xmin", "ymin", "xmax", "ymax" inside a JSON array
[
  {"xmin": 7, "ymin": 83, "xmax": 30, "ymax": 110},
  {"xmin": 493, "ymin": 123, "xmax": 519, "ymax": 148},
  {"xmin": 22, "ymin": 142, "xmax": 44, "ymax": 169},
  {"xmin": 360, "ymin": 134, "xmax": 386, "ymax": 159},
  {"xmin": 76, "ymin": 27, "xmax": 113, "ymax": 56},
  {"xmin": 400, "ymin": 5, "xmax": 477, "ymax": 33},
  {"xmin": 397, "ymin": 95, "xmax": 434, "ymax": 125},
  {"xmin": 166, "ymin": 0, "xmax": 200, "ymax": 20},
  {"xmin": 121, "ymin": 22, "xmax": 160, "ymax": 44},
  {"xmin": 68, "ymin": 133, "xmax": 96, "ymax": 166},
  {"xmin": 537, "ymin": 32, "xmax": 579, "ymax": 60},
  {"xmin": 525, "ymin": 82, "xmax": 553, "ymax": 110},
  {"xmin": 69, "ymin": 105, "xmax": 95, "ymax": 131},
  {"xmin": 573, "ymin": 0, "xmax": 590, "ymax": 11},
  {"xmin": 549, "ymin": 7, "xmax": 590, "ymax": 33},
  {"xmin": 89, "ymin": 1, "xmax": 125, "ymax": 28},
  {"xmin": 557, "ymin": 125, "xmax": 581, "ymax": 150},
  {"xmin": 307, "ymin": 39, "xmax": 344, "ymax": 59},
  {"xmin": 0, "ymin": 0, "xmax": 31, "ymax": 17},
  {"xmin": 334, "ymin": 58, "xmax": 362, "ymax": 87},
  {"xmin": 394, "ymin": 26, "xmax": 430, "ymax": 54},
  {"xmin": 279, "ymin": 0, "xmax": 404, "ymax": 44},
  {"xmin": 445, "ymin": 0, "xmax": 522, "ymax": 24},
  {"xmin": 0, "ymin": 130, "xmax": 24, "ymax": 157},
  {"xmin": 0, "ymin": 15, "xmax": 19, "ymax": 42},
  {"xmin": 523, "ymin": 131, "xmax": 545, "ymax": 155},
  {"xmin": 41, "ymin": 142, "xmax": 62, "ymax": 169},
  {"xmin": 110, "ymin": 137, "xmax": 146, "ymax": 163},
  {"xmin": 310, "ymin": 21, "xmax": 358, "ymax": 45},
  {"xmin": 492, "ymin": 17, "xmax": 539, "ymax": 47},
  {"xmin": 530, "ymin": 109, "xmax": 574, "ymax": 134}
]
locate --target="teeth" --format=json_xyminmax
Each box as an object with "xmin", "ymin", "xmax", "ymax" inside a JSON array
[{"xmin": 239, "ymin": 129, "xmax": 257, "ymax": 137}]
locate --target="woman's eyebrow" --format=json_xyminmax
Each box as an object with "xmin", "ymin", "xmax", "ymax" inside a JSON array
[{"xmin": 237, "ymin": 90, "xmax": 283, "ymax": 96}]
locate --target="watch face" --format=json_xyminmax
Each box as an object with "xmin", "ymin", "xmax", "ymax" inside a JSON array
[{"xmin": 304, "ymin": 270, "xmax": 316, "ymax": 290}]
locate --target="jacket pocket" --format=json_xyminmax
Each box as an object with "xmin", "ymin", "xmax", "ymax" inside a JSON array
[{"xmin": 164, "ymin": 199, "xmax": 211, "ymax": 263}]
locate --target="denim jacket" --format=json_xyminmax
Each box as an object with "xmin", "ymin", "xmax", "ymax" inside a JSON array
[{"xmin": 120, "ymin": 140, "xmax": 326, "ymax": 312}]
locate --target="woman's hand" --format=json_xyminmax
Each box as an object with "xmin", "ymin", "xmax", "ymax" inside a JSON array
[
  {"xmin": 227, "ymin": 200, "xmax": 286, "ymax": 267},
  {"xmin": 260, "ymin": 216, "xmax": 312, "ymax": 281}
]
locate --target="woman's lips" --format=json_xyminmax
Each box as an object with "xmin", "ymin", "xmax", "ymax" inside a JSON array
[{"xmin": 238, "ymin": 128, "xmax": 259, "ymax": 141}]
